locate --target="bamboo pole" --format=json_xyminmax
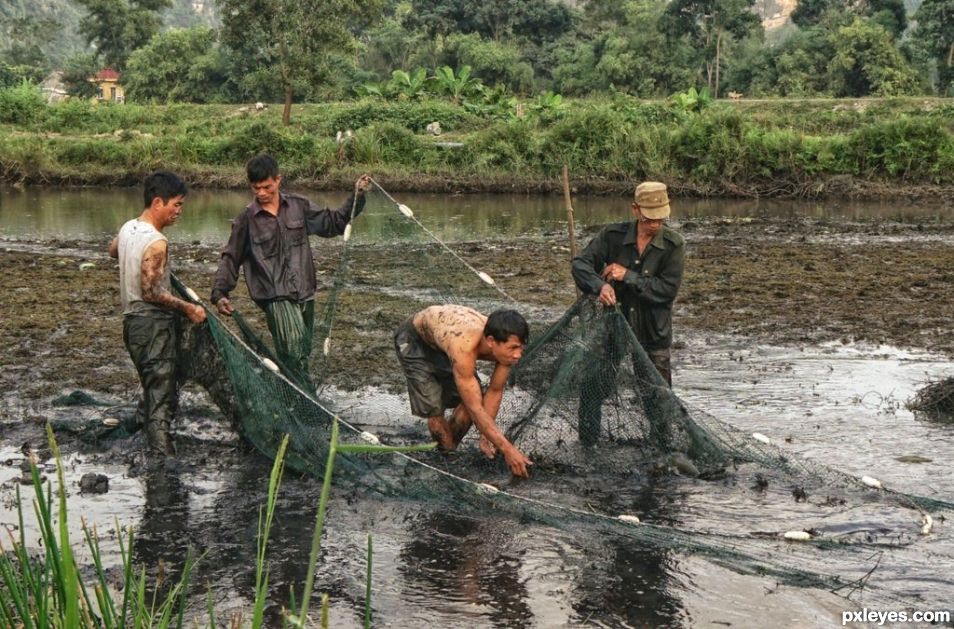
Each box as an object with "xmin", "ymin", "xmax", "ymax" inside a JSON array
[{"xmin": 561, "ymin": 164, "xmax": 578, "ymax": 260}]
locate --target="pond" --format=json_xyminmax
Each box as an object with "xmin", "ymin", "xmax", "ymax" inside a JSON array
[
  {"xmin": 1, "ymin": 185, "xmax": 951, "ymax": 244},
  {"xmin": 1, "ymin": 186, "xmax": 952, "ymax": 627}
]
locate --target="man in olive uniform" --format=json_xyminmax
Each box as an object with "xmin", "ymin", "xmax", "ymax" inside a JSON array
[
  {"xmin": 211, "ymin": 154, "xmax": 370, "ymax": 387},
  {"xmin": 570, "ymin": 181, "xmax": 685, "ymax": 445}
]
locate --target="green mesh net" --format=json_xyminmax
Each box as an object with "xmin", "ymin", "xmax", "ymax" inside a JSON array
[{"xmin": 165, "ymin": 182, "xmax": 950, "ymax": 606}]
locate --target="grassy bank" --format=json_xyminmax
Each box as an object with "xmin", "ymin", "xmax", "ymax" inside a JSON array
[{"xmin": 1, "ymin": 88, "xmax": 953, "ymax": 198}]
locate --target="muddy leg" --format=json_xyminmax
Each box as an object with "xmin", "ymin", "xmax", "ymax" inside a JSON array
[
  {"xmin": 447, "ymin": 404, "xmax": 474, "ymax": 447},
  {"xmin": 427, "ymin": 415, "xmax": 457, "ymax": 451}
]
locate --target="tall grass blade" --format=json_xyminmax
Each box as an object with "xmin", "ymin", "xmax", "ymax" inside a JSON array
[
  {"xmin": 297, "ymin": 418, "xmax": 340, "ymax": 624},
  {"xmin": 364, "ymin": 533, "xmax": 372, "ymax": 629},
  {"xmin": 253, "ymin": 435, "xmax": 290, "ymax": 629},
  {"xmin": 46, "ymin": 425, "xmax": 80, "ymax": 626}
]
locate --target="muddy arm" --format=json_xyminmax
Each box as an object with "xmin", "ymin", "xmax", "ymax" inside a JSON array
[{"xmin": 142, "ymin": 240, "xmax": 205, "ymax": 323}]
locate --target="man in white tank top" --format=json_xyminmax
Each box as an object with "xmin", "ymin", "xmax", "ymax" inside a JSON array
[{"xmin": 109, "ymin": 172, "xmax": 206, "ymax": 455}]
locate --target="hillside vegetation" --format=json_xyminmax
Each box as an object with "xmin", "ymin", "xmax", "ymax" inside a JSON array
[{"xmin": 1, "ymin": 88, "xmax": 951, "ymax": 198}]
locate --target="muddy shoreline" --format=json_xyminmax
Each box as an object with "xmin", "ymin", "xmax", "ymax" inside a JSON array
[
  {"xmin": 7, "ymin": 171, "xmax": 954, "ymax": 202},
  {"xmin": 2, "ymin": 214, "xmax": 953, "ymax": 411}
]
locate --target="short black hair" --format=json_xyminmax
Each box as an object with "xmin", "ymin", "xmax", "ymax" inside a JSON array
[
  {"xmin": 484, "ymin": 309, "xmax": 529, "ymax": 345},
  {"xmin": 143, "ymin": 171, "xmax": 187, "ymax": 208},
  {"xmin": 246, "ymin": 154, "xmax": 280, "ymax": 183}
]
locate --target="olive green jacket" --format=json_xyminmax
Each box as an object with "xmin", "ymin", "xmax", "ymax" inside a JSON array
[{"xmin": 571, "ymin": 222, "xmax": 685, "ymax": 350}]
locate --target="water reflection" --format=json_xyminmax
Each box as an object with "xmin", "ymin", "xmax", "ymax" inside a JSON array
[
  {"xmin": 399, "ymin": 511, "xmax": 533, "ymax": 626},
  {"xmin": 1, "ymin": 185, "xmax": 949, "ymax": 244},
  {"xmin": 569, "ymin": 479, "xmax": 687, "ymax": 628}
]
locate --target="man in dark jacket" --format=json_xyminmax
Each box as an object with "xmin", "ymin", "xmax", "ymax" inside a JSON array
[
  {"xmin": 211, "ymin": 154, "xmax": 370, "ymax": 387},
  {"xmin": 570, "ymin": 181, "xmax": 685, "ymax": 444}
]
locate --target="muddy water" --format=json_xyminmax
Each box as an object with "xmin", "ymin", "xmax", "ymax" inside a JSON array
[
  {"xmin": 2, "ymin": 188, "xmax": 954, "ymax": 626},
  {"xmin": 2, "ymin": 186, "xmax": 951, "ymax": 243},
  {"xmin": 3, "ymin": 336, "xmax": 951, "ymax": 626}
]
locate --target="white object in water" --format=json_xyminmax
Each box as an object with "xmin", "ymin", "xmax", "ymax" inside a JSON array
[
  {"xmin": 102, "ymin": 417, "xmax": 120, "ymax": 427},
  {"xmin": 921, "ymin": 514, "xmax": 933, "ymax": 535},
  {"xmin": 79, "ymin": 262, "xmax": 95, "ymax": 271},
  {"xmin": 861, "ymin": 475, "xmax": 883, "ymax": 489},
  {"xmin": 360, "ymin": 431, "xmax": 381, "ymax": 445},
  {"xmin": 343, "ymin": 223, "xmax": 352, "ymax": 242},
  {"xmin": 478, "ymin": 483, "xmax": 499, "ymax": 495},
  {"xmin": 783, "ymin": 530, "xmax": 812, "ymax": 541},
  {"xmin": 398, "ymin": 203, "xmax": 414, "ymax": 218},
  {"xmin": 617, "ymin": 514, "xmax": 641, "ymax": 525},
  {"xmin": 323, "ymin": 337, "xmax": 331, "ymax": 356},
  {"xmin": 752, "ymin": 432, "xmax": 771, "ymax": 444},
  {"xmin": 477, "ymin": 271, "xmax": 496, "ymax": 286},
  {"xmin": 185, "ymin": 286, "xmax": 200, "ymax": 302},
  {"xmin": 262, "ymin": 357, "xmax": 280, "ymax": 374}
]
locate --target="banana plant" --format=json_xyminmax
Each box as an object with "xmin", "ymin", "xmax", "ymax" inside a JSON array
[
  {"xmin": 432, "ymin": 65, "xmax": 481, "ymax": 104},
  {"xmin": 388, "ymin": 67, "xmax": 428, "ymax": 100}
]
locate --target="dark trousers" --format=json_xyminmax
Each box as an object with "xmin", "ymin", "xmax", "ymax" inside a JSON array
[
  {"xmin": 124, "ymin": 313, "xmax": 179, "ymax": 454},
  {"xmin": 263, "ymin": 299, "xmax": 315, "ymax": 388}
]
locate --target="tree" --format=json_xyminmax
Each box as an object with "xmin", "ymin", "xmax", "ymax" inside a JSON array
[
  {"xmin": 404, "ymin": 0, "xmax": 573, "ymax": 45},
  {"xmin": 913, "ymin": 0, "xmax": 954, "ymax": 94},
  {"xmin": 791, "ymin": 0, "xmax": 834, "ymax": 28},
  {"xmin": 0, "ymin": 16, "xmax": 61, "ymax": 70},
  {"xmin": 663, "ymin": 0, "xmax": 763, "ymax": 98},
  {"xmin": 218, "ymin": 0, "xmax": 385, "ymax": 124},
  {"xmin": 441, "ymin": 33, "xmax": 535, "ymax": 94},
  {"xmin": 73, "ymin": 0, "xmax": 172, "ymax": 71},
  {"xmin": 828, "ymin": 18, "xmax": 921, "ymax": 96},
  {"xmin": 61, "ymin": 52, "xmax": 101, "ymax": 98},
  {"xmin": 124, "ymin": 27, "xmax": 234, "ymax": 102},
  {"xmin": 867, "ymin": 0, "xmax": 907, "ymax": 38},
  {"xmin": 553, "ymin": 0, "xmax": 696, "ymax": 97}
]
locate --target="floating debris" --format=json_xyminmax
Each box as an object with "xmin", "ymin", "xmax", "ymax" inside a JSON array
[
  {"xmin": 783, "ymin": 530, "xmax": 812, "ymax": 541},
  {"xmin": 861, "ymin": 476, "xmax": 883, "ymax": 489},
  {"xmin": 752, "ymin": 432, "xmax": 771, "ymax": 444},
  {"xmin": 618, "ymin": 514, "xmax": 641, "ymax": 525},
  {"xmin": 360, "ymin": 431, "xmax": 380, "ymax": 445},
  {"xmin": 398, "ymin": 204, "xmax": 414, "ymax": 218},
  {"xmin": 477, "ymin": 271, "xmax": 495, "ymax": 286}
]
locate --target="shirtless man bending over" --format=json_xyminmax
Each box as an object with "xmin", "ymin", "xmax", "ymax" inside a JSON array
[{"xmin": 394, "ymin": 305, "xmax": 533, "ymax": 478}]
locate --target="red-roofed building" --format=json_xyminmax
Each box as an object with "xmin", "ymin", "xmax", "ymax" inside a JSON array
[{"xmin": 91, "ymin": 68, "xmax": 124, "ymax": 103}]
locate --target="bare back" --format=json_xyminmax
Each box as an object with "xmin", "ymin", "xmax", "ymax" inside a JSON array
[{"xmin": 412, "ymin": 305, "xmax": 487, "ymax": 365}]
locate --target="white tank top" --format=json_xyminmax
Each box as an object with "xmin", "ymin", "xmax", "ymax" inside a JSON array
[{"xmin": 117, "ymin": 218, "xmax": 170, "ymax": 315}]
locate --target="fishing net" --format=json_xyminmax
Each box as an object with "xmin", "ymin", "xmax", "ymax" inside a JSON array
[{"xmin": 147, "ymin": 182, "xmax": 954, "ymax": 605}]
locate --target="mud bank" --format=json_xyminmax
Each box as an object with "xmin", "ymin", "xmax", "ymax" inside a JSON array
[
  {"xmin": 1, "ymin": 214, "xmax": 953, "ymax": 408},
  {"xmin": 7, "ymin": 170, "xmax": 954, "ymax": 202}
]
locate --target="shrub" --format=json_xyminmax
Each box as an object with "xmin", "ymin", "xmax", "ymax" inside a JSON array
[
  {"xmin": 348, "ymin": 122, "xmax": 424, "ymax": 166},
  {"xmin": 0, "ymin": 81, "xmax": 47, "ymax": 125},
  {"xmin": 42, "ymin": 98, "xmax": 96, "ymax": 132},
  {"xmin": 841, "ymin": 117, "xmax": 951, "ymax": 181},
  {"xmin": 468, "ymin": 120, "xmax": 537, "ymax": 170},
  {"xmin": 327, "ymin": 99, "xmax": 480, "ymax": 134}
]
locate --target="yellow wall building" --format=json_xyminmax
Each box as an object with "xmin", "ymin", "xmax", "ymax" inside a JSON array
[{"xmin": 91, "ymin": 68, "xmax": 125, "ymax": 103}]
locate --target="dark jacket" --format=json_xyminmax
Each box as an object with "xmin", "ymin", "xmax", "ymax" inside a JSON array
[
  {"xmin": 571, "ymin": 221, "xmax": 685, "ymax": 350},
  {"xmin": 211, "ymin": 191, "xmax": 364, "ymax": 305}
]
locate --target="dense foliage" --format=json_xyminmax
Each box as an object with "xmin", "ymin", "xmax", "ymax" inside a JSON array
[
  {"xmin": 1, "ymin": 0, "xmax": 949, "ymax": 100},
  {"xmin": 1, "ymin": 84, "xmax": 951, "ymax": 195}
]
